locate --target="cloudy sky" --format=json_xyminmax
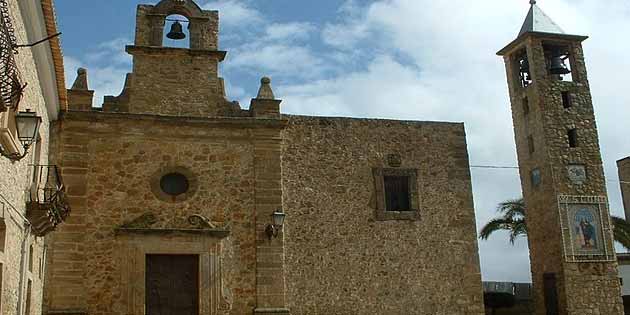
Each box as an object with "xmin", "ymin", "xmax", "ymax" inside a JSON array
[{"xmin": 54, "ymin": 0, "xmax": 630, "ymax": 282}]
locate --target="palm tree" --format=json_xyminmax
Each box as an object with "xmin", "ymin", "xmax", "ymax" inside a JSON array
[
  {"xmin": 480, "ymin": 198, "xmax": 630, "ymax": 250},
  {"xmin": 479, "ymin": 199, "xmax": 527, "ymax": 245}
]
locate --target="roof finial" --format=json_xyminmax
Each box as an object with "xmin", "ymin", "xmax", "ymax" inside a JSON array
[
  {"xmin": 71, "ymin": 68, "xmax": 89, "ymax": 90},
  {"xmin": 256, "ymin": 77, "xmax": 275, "ymax": 100},
  {"xmin": 530, "ymin": 0, "xmax": 536, "ymax": 5}
]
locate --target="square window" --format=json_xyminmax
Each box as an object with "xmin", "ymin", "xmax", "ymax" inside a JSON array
[
  {"xmin": 384, "ymin": 176, "xmax": 411, "ymax": 211},
  {"xmin": 568, "ymin": 129, "xmax": 578, "ymax": 148},
  {"xmin": 523, "ymin": 97, "xmax": 530, "ymax": 116},
  {"xmin": 373, "ymin": 168, "xmax": 420, "ymax": 221},
  {"xmin": 561, "ymin": 91, "xmax": 572, "ymax": 109}
]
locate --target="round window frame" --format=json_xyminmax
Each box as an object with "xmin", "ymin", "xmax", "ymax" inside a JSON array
[
  {"xmin": 150, "ymin": 166, "xmax": 198, "ymax": 203},
  {"xmin": 159, "ymin": 172, "xmax": 190, "ymax": 196}
]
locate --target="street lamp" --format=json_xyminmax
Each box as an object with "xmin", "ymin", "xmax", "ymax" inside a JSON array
[
  {"xmin": 1, "ymin": 109, "xmax": 42, "ymax": 161},
  {"xmin": 265, "ymin": 210, "xmax": 286, "ymax": 240}
]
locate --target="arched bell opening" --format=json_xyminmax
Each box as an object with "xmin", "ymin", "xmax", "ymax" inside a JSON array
[
  {"xmin": 543, "ymin": 42, "xmax": 574, "ymax": 82},
  {"xmin": 162, "ymin": 14, "xmax": 191, "ymax": 49}
]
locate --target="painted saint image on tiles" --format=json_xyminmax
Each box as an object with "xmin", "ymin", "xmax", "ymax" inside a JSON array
[{"xmin": 569, "ymin": 204, "xmax": 604, "ymax": 255}]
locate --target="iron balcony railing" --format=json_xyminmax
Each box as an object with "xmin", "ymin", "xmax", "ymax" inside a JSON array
[
  {"xmin": 26, "ymin": 165, "xmax": 70, "ymax": 236},
  {"xmin": 0, "ymin": 0, "xmax": 24, "ymax": 112}
]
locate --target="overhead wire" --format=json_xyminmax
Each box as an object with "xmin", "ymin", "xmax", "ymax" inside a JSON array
[{"xmin": 469, "ymin": 164, "xmax": 630, "ymax": 185}]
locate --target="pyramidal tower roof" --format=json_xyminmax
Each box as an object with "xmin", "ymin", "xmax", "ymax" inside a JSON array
[
  {"xmin": 497, "ymin": 0, "xmax": 586, "ymax": 56},
  {"xmin": 518, "ymin": 0, "xmax": 564, "ymax": 36}
]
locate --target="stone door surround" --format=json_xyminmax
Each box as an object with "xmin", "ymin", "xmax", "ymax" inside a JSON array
[{"xmin": 116, "ymin": 231, "xmax": 230, "ymax": 315}]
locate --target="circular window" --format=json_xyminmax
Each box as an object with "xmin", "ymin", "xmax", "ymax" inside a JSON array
[
  {"xmin": 159, "ymin": 173, "xmax": 189, "ymax": 196},
  {"xmin": 150, "ymin": 167, "xmax": 197, "ymax": 203}
]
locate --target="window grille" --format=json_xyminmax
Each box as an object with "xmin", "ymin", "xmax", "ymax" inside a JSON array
[
  {"xmin": 384, "ymin": 175, "xmax": 411, "ymax": 211},
  {"xmin": 0, "ymin": 0, "xmax": 23, "ymax": 112}
]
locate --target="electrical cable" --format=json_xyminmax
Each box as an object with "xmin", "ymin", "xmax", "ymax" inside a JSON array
[{"xmin": 469, "ymin": 164, "xmax": 630, "ymax": 184}]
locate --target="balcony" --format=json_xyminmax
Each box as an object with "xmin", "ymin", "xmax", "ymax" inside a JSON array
[{"xmin": 26, "ymin": 165, "xmax": 70, "ymax": 236}]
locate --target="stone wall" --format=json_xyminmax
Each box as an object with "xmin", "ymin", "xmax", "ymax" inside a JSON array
[
  {"xmin": 46, "ymin": 110, "xmax": 486, "ymax": 315},
  {"xmin": 46, "ymin": 111, "xmax": 286, "ymax": 315},
  {"xmin": 123, "ymin": 47, "xmax": 236, "ymax": 117},
  {"xmin": 0, "ymin": 1, "xmax": 53, "ymax": 315},
  {"xmin": 282, "ymin": 116, "xmax": 485, "ymax": 315}
]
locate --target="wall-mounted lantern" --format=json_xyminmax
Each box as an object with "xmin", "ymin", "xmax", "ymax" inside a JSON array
[
  {"xmin": 265, "ymin": 210, "xmax": 286, "ymax": 240},
  {"xmin": 1, "ymin": 109, "xmax": 42, "ymax": 161}
]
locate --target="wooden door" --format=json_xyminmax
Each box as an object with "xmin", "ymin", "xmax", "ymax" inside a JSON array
[
  {"xmin": 146, "ymin": 254, "xmax": 199, "ymax": 315},
  {"xmin": 543, "ymin": 273, "xmax": 559, "ymax": 315}
]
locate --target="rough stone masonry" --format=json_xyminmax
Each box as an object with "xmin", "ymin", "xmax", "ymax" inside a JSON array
[
  {"xmin": 498, "ymin": 2, "xmax": 624, "ymax": 314},
  {"xmin": 44, "ymin": 0, "xmax": 485, "ymax": 314}
]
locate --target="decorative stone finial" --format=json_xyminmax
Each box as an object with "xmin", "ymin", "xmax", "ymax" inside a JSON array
[
  {"xmin": 256, "ymin": 76, "xmax": 275, "ymax": 100},
  {"xmin": 71, "ymin": 67, "xmax": 89, "ymax": 90},
  {"xmin": 530, "ymin": 0, "xmax": 536, "ymax": 4}
]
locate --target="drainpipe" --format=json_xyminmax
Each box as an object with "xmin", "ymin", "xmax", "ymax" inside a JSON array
[{"xmin": 16, "ymin": 224, "xmax": 31, "ymax": 315}]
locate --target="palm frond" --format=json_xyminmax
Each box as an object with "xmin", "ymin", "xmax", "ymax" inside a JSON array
[
  {"xmin": 480, "ymin": 218, "xmax": 514, "ymax": 241},
  {"xmin": 497, "ymin": 199, "xmax": 526, "ymax": 221},
  {"xmin": 509, "ymin": 218, "xmax": 528, "ymax": 244}
]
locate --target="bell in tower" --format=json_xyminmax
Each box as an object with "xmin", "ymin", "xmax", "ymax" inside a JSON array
[
  {"xmin": 497, "ymin": 1, "xmax": 624, "ymax": 314},
  {"xmin": 548, "ymin": 52, "xmax": 571, "ymax": 75},
  {"xmin": 111, "ymin": 0, "xmax": 237, "ymax": 117},
  {"xmin": 166, "ymin": 20, "xmax": 186, "ymax": 40}
]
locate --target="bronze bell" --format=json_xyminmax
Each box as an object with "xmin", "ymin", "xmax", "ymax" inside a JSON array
[
  {"xmin": 519, "ymin": 58, "xmax": 530, "ymax": 74},
  {"xmin": 166, "ymin": 21, "xmax": 186, "ymax": 40},
  {"xmin": 549, "ymin": 55, "xmax": 571, "ymax": 75}
]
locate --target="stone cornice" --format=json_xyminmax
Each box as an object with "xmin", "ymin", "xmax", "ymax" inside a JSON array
[
  {"xmin": 114, "ymin": 227, "xmax": 230, "ymax": 238},
  {"xmin": 126, "ymin": 45, "xmax": 227, "ymax": 61},
  {"xmin": 58, "ymin": 110, "xmax": 288, "ymax": 131},
  {"xmin": 497, "ymin": 32, "xmax": 589, "ymax": 56}
]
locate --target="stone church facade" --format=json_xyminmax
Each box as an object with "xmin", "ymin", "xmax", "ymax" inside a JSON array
[{"xmin": 43, "ymin": 0, "xmax": 484, "ymax": 315}]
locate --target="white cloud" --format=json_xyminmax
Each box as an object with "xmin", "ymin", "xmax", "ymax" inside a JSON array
[
  {"xmin": 83, "ymin": 38, "xmax": 131, "ymax": 66},
  {"xmin": 227, "ymin": 44, "xmax": 326, "ymax": 79},
  {"xmin": 200, "ymin": 0, "xmax": 262, "ymax": 27},
  {"xmin": 321, "ymin": 9, "xmax": 371, "ymax": 50},
  {"xmin": 64, "ymin": 38, "xmax": 132, "ymax": 106},
  {"xmin": 196, "ymin": 1, "xmax": 326, "ymax": 88},
  {"xmin": 265, "ymin": 22, "xmax": 315, "ymax": 41}
]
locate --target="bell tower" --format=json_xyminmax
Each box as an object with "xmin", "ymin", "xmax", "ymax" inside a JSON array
[
  {"xmin": 104, "ymin": 0, "xmax": 239, "ymax": 117},
  {"xmin": 498, "ymin": 1, "xmax": 624, "ymax": 314}
]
